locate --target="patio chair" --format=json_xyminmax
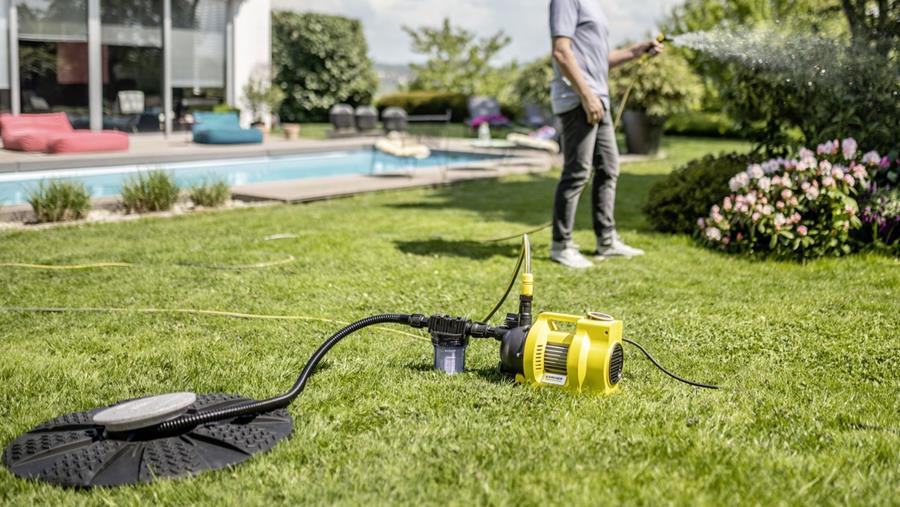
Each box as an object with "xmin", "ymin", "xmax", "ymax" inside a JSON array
[
  {"xmin": 192, "ymin": 111, "xmax": 263, "ymax": 145},
  {"xmin": 382, "ymin": 107, "xmax": 408, "ymax": 133},
  {"xmin": 522, "ymin": 103, "xmax": 553, "ymax": 129},
  {"xmin": 355, "ymin": 105, "xmax": 379, "ymax": 132},
  {"xmin": 467, "ymin": 96, "xmax": 511, "ymax": 129}
]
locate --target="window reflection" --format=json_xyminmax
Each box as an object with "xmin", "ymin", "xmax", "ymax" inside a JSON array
[
  {"xmin": 17, "ymin": 0, "xmax": 89, "ymax": 123},
  {"xmin": 10, "ymin": 0, "xmax": 228, "ymax": 130},
  {"xmin": 101, "ymin": 0, "xmax": 163, "ymax": 132},
  {"xmin": 172, "ymin": 0, "xmax": 226, "ymax": 129}
]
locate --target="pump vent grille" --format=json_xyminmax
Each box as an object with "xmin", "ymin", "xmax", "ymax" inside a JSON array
[
  {"xmin": 609, "ymin": 343, "xmax": 624, "ymax": 385},
  {"xmin": 544, "ymin": 344, "xmax": 569, "ymax": 375}
]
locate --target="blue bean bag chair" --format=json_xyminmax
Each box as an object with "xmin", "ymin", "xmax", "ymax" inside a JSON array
[{"xmin": 192, "ymin": 112, "xmax": 263, "ymax": 145}]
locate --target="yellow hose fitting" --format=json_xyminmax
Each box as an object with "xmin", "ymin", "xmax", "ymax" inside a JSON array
[{"xmin": 520, "ymin": 272, "xmax": 534, "ymax": 297}]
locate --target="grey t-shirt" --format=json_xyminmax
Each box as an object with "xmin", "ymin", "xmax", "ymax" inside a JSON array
[{"xmin": 549, "ymin": 0, "xmax": 611, "ymax": 115}]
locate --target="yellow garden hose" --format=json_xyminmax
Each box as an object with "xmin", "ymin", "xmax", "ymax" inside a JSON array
[
  {"xmin": 0, "ymin": 262, "xmax": 134, "ymax": 270},
  {"xmin": 0, "ymin": 254, "xmax": 296, "ymax": 271},
  {"xmin": 0, "ymin": 306, "xmax": 428, "ymax": 342}
]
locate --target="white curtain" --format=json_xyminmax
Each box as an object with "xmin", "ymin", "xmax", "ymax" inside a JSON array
[
  {"xmin": 171, "ymin": 0, "xmax": 225, "ymax": 89},
  {"xmin": 171, "ymin": 29, "xmax": 224, "ymax": 88},
  {"xmin": 17, "ymin": 0, "xmax": 88, "ymax": 42},
  {"xmin": 101, "ymin": 25, "xmax": 161, "ymax": 48}
]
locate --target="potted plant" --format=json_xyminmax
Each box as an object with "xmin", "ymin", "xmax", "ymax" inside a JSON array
[
  {"xmin": 610, "ymin": 52, "xmax": 702, "ymax": 154},
  {"xmin": 243, "ymin": 69, "xmax": 286, "ymax": 135}
]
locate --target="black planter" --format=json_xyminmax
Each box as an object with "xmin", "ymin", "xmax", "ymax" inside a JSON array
[{"xmin": 622, "ymin": 111, "xmax": 665, "ymax": 155}]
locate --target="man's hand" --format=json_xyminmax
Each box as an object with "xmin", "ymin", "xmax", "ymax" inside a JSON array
[
  {"xmin": 637, "ymin": 38, "xmax": 664, "ymax": 57},
  {"xmin": 581, "ymin": 94, "xmax": 604, "ymax": 124}
]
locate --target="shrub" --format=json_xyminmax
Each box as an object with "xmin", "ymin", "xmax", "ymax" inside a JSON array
[
  {"xmin": 858, "ymin": 187, "xmax": 900, "ymax": 252},
  {"xmin": 513, "ymin": 56, "xmax": 553, "ymax": 111},
  {"xmin": 609, "ymin": 52, "xmax": 703, "ymax": 117},
  {"xmin": 375, "ymin": 91, "xmax": 468, "ymax": 122},
  {"xmin": 664, "ymin": 111, "xmax": 742, "ymax": 138},
  {"xmin": 273, "ymin": 12, "xmax": 378, "ymax": 122},
  {"xmin": 697, "ymin": 138, "xmax": 883, "ymax": 261},
  {"xmin": 121, "ymin": 171, "xmax": 180, "ymax": 213},
  {"xmin": 189, "ymin": 179, "xmax": 230, "ymax": 208},
  {"xmin": 212, "ymin": 104, "xmax": 240, "ymax": 114},
  {"xmin": 27, "ymin": 180, "xmax": 90, "ymax": 223},
  {"xmin": 243, "ymin": 69, "xmax": 285, "ymax": 124},
  {"xmin": 643, "ymin": 152, "xmax": 754, "ymax": 234}
]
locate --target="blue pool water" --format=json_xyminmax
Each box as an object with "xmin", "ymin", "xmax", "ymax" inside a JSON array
[{"xmin": 0, "ymin": 149, "xmax": 498, "ymax": 206}]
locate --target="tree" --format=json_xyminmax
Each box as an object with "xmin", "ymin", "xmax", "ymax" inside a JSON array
[
  {"xmin": 663, "ymin": 0, "xmax": 899, "ymax": 154},
  {"xmin": 404, "ymin": 18, "xmax": 511, "ymax": 96},
  {"xmin": 840, "ymin": 0, "xmax": 899, "ymax": 55},
  {"xmin": 272, "ymin": 12, "xmax": 378, "ymax": 122},
  {"xmin": 512, "ymin": 56, "xmax": 554, "ymax": 110}
]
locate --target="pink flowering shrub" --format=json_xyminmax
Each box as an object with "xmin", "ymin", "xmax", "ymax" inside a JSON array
[{"xmin": 697, "ymin": 138, "xmax": 883, "ymax": 261}]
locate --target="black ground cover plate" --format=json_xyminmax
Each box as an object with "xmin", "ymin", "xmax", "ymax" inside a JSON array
[{"xmin": 3, "ymin": 393, "xmax": 293, "ymax": 488}]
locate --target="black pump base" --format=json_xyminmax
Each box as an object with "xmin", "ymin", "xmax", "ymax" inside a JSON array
[{"xmin": 2, "ymin": 393, "xmax": 293, "ymax": 488}]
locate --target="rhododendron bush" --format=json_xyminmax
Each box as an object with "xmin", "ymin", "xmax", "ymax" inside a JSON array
[{"xmin": 697, "ymin": 138, "xmax": 889, "ymax": 261}]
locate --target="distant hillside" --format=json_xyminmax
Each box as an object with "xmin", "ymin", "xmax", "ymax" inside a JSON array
[{"xmin": 375, "ymin": 63, "xmax": 412, "ymax": 96}]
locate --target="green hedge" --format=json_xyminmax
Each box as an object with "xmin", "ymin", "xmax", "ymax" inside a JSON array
[
  {"xmin": 273, "ymin": 12, "xmax": 378, "ymax": 122},
  {"xmin": 664, "ymin": 111, "xmax": 742, "ymax": 138},
  {"xmin": 375, "ymin": 91, "xmax": 468, "ymax": 122},
  {"xmin": 643, "ymin": 152, "xmax": 754, "ymax": 234}
]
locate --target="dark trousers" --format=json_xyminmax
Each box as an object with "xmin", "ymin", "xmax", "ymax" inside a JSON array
[{"xmin": 551, "ymin": 105, "xmax": 619, "ymax": 246}]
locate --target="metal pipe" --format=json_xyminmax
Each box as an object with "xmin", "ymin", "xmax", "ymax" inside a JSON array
[
  {"xmin": 162, "ymin": 0, "xmax": 172, "ymax": 137},
  {"xmin": 8, "ymin": 0, "xmax": 19, "ymax": 115},
  {"xmin": 88, "ymin": 0, "xmax": 101, "ymax": 131}
]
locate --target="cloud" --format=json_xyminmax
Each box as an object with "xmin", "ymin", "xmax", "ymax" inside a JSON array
[{"xmin": 272, "ymin": 0, "xmax": 681, "ymax": 64}]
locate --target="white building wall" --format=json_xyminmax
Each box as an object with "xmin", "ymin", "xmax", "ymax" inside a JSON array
[
  {"xmin": 232, "ymin": 0, "xmax": 271, "ymax": 127},
  {"xmin": 0, "ymin": 0, "xmax": 9, "ymax": 91}
]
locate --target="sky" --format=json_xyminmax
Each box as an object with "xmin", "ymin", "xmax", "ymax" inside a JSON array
[{"xmin": 271, "ymin": 0, "xmax": 684, "ymax": 65}]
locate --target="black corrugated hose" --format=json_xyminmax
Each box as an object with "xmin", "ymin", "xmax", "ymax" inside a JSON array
[{"xmin": 154, "ymin": 313, "xmax": 426, "ymax": 434}]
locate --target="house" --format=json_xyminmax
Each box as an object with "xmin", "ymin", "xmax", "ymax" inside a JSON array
[{"xmin": 0, "ymin": 0, "xmax": 271, "ymax": 134}]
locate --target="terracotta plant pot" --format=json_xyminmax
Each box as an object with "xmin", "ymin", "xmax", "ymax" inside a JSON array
[{"xmin": 282, "ymin": 123, "xmax": 301, "ymax": 140}]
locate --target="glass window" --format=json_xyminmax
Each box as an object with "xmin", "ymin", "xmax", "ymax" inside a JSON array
[
  {"xmin": 101, "ymin": 0, "xmax": 161, "ymax": 47},
  {"xmin": 18, "ymin": 0, "xmax": 90, "ymax": 123},
  {"xmin": 171, "ymin": 0, "xmax": 226, "ymax": 128},
  {"xmin": 17, "ymin": 0, "xmax": 87, "ymax": 42},
  {"xmin": 101, "ymin": 0, "xmax": 163, "ymax": 132}
]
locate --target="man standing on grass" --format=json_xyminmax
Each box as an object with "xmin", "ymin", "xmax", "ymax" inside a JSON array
[{"xmin": 549, "ymin": 0, "xmax": 663, "ymax": 268}]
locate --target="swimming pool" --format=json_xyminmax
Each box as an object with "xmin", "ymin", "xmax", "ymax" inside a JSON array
[{"xmin": 0, "ymin": 149, "xmax": 499, "ymax": 206}]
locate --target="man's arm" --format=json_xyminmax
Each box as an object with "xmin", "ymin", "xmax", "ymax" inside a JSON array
[
  {"xmin": 609, "ymin": 39, "xmax": 665, "ymax": 68},
  {"xmin": 552, "ymin": 36, "xmax": 605, "ymax": 124}
]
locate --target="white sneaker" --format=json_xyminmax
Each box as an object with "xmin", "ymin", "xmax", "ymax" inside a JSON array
[
  {"xmin": 596, "ymin": 233, "xmax": 645, "ymax": 258},
  {"xmin": 550, "ymin": 242, "xmax": 594, "ymax": 269}
]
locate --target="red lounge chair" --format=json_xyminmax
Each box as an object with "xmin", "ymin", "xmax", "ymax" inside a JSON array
[{"xmin": 0, "ymin": 113, "xmax": 129, "ymax": 154}]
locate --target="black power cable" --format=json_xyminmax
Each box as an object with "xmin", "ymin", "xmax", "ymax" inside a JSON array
[
  {"xmin": 155, "ymin": 313, "xmax": 426, "ymax": 433},
  {"xmin": 623, "ymin": 337, "xmax": 720, "ymax": 390}
]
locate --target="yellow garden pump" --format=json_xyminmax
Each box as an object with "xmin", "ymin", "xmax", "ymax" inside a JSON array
[
  {"xmin": 505, "ymin": 312, "xmax": 625, "ymax": 394},
  {"xmin": 3, "ymin": 235, "xmax": 716, "ymax": 489},
  {"xmin": 429, "ymin": 235, "xmax": 716, "ymax": 393}
]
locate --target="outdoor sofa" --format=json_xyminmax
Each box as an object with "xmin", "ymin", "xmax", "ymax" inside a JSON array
[
  {"xmin": 192, "ymin": 112, "xmax": 263, "ymax": 145},
  {"xmin": 0, "ymin": 112, "xmax": 129, "ymax": 154}
]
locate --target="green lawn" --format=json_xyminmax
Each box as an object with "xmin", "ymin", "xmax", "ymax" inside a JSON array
[{"xmin": 1, "ymin": 137, "xmax": 897, "ymax": 505}]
